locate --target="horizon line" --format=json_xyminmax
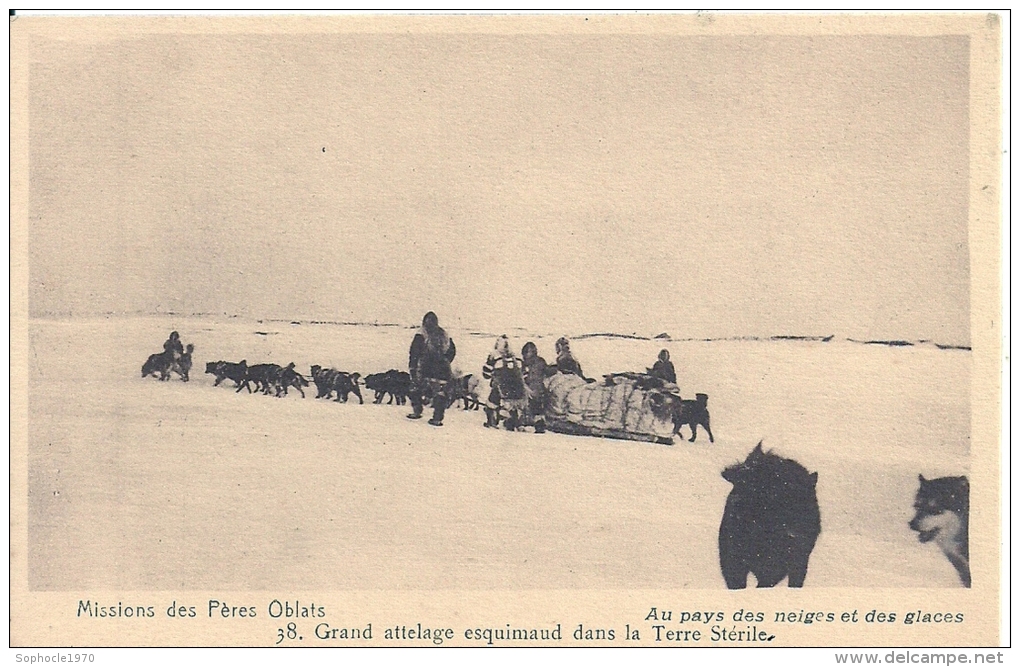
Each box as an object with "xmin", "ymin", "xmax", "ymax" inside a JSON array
[{"xmin": 26, "ymin": 310, "xmax": 973, "ymax": 351}]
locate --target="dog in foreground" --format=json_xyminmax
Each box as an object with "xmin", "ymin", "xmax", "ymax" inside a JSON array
[
  {"xmin": 718, "ymin": 442, "xmax": 821, "ymax": 588},
  {"xmin": 909, "ymin": 474, "xmax": 970, "ymax": 588}
]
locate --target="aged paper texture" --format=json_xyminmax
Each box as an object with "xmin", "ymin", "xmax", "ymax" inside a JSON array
[{"xmin": 10, "ymin": 12, "xmax": 1003, "ymax": 648}]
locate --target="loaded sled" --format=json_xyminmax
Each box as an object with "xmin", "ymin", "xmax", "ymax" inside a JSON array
[{"xmin": 543, "ymin": 372, "xmax": 681, "ymax": 445}]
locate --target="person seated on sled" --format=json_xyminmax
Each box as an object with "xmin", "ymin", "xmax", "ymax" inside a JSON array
[
  {"xmin": 553, "ymin": 337, "xmax": 595, "ymax": 383},
  {"xmin": 163, "ymin": 331, "xmax": 184, "ymax": 361},
  {"xmin": 648, "ymin": 349, "xmax": 677, "ymax": 385},
  {"xmin": 521, "ymin": 342, "xmax": 548, "ymax": 434},
  {"xmin": 482, "ymin": 335, "xmax": 527, "ymax": 430},
  {"xmin": 407, "ymin": 311, "xmax": 456, "ymax": 426}
]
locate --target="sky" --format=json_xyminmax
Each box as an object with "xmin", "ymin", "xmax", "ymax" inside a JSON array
[{"xmin": 27, "ymin": 31, "xmax": 971, "ymax": 344}]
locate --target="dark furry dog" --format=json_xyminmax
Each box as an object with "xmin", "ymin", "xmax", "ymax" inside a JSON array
[
  {"xmin": 310, "ymin": 366, "xmax": 363, "ymax": 403},
  {"xmin": 205, "ymin": 360, "xmax": 250, "ymax": 391},
  {"xmin": 332, "ymin": 372, "xmax": 362, "ymax": 403},
  {"xmin": 274, "ymin": 363, "xmax": 309, "ymax": 398},
  {"xmin": 673, "ymin": 393, "xmax": 714, "ymax": 442},
  {"xmin": 719, "ymin": 442, "xmax": 821, "ymax": 588},
  {"xmin": 309, "ymin": 365, "xmax": 336, "ymax": 399},
  {"xmin": 909, "ymin": 475, "xmax": 970, "ymax": 588},
  {"xmin": 238, "ymin": 363, "xmax": 282, "ymax": 395},
  {"xmin": 364, "ymin": 370, "xmax": 411, "ymax": 405},
  {"xmin": 142, "ymin": 352, "xmax": 173, "ymax": 380}
]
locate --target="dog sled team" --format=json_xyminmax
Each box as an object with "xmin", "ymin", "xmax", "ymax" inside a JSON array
[
  {"xmin": 144, "ymin": 313, "xmax": 712, "ymax": 444},
  {"xmin": 142, "ymin": 315, "xmax": 971, "ymax": 589}
]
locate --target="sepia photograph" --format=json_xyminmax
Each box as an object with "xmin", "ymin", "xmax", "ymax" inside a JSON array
[{"xmin": 9, "ymin": 12, "xmax": 1004, "ymax": 649}]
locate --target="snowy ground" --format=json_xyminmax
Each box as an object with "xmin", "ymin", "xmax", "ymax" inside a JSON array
[{"xmin": 26, "ymin": 316, "xmax": 970, "ymax": 590}]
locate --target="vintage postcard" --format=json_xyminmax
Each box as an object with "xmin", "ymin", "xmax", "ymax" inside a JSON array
[{"xmin": 9, "ymin": 12, "xmax": 1003, "ymax": 649}]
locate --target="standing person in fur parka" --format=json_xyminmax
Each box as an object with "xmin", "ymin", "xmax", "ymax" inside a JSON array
[
  {"xmin": 482, "ymin": 335, "xmax": 527, "ymax": 431},
  {"xmin": 521, "ymin": 341, "xmax": 548, "ymax": 433},
  {"xmin": 407, "ymin": 311, "xmax": 456, "ymax": 426}
]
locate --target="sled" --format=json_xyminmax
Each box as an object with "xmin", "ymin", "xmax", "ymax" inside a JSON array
[
  {"xmin": 543, "ymin": 372, "xmax": 680, "ymax": 445},
  {"xmin": 542, "ymin": 420, "xmax": 675, "ymax": 445}
]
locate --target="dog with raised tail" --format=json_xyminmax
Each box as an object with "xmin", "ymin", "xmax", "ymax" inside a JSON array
[
  {"xmin": 673, "ymin": 393, "xmax": 714, "ymax": 443},
  {"xmin": 909, "ymin": 474, "xmax": 970, "ymax": 588}
]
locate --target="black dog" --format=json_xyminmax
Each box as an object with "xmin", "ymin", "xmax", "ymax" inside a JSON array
[
  {"xmin": 205, "ymin": 360, "xmax": 250, "ymax": 391},
  {"xmin": 333, "ymin": 372, "xmax": 362, "ymax": 403},
  {"xmin": 142, "ymin": 351, "xmax": 173, "ymax": 381},
  {"xmin": 310, "ymin": 365, "xmax": 336, "ymax": 399},
  {"xmin": 909, "ymin": 475, "xmax": 970, "ymax": 588},
  {"xmin": 274, "ymin": 363, "xmax": 309, "ymax": 398},
  {"xmin": 673, "ymin": 393, "xmax": 713, "ymax": 442},
  {"xmin": 237, "ymin": 363, "xmax": 283, "ymax": 395},
  {"xmin": 310, "ymin": 366, "xmax": 363, "ymax": 403},
  {"xmin": 719, "ymin": 442, "xmax": 821, "ymax": 588},
  {"xmin": 364, "ymin": 370, "xmax": 411, "ymax": 405}
]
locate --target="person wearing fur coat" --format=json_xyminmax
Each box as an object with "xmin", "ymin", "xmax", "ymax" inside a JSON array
[
  {"xmin": 521, "ymin": 342, "xmax": 549, "ymax": 433},
  {"xmin": 649, "ymin": 349, "xmax": 677, "ymax": 384},
  {"xmin": 407, "ymin": 311, "xmax": 456, "ymax": 426},
  {"xmin": 482, "ymin": 335, "xmax": 527, "ymax": 430}
]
